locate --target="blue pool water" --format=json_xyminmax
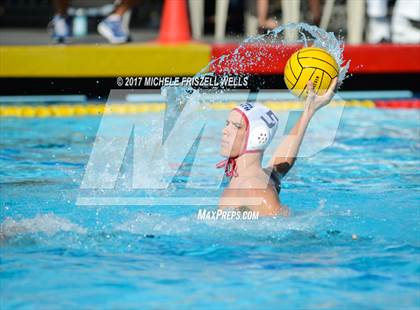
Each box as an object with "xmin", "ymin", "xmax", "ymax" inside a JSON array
[{"xmin": 1, "ymin": 107, "xmax": 419, "ymax": 309}]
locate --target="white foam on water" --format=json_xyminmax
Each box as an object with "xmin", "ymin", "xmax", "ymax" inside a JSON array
[
  {"xmin": 0, "ymin": 213, "xmax": 87, "ymax": 239},
  {"xmin": 115, "ymin": 200, "xmax": 327, "ymax": 238},
  {"xmin": 0, "ymin": 201, "xmax": 329, "ymax": 246}
]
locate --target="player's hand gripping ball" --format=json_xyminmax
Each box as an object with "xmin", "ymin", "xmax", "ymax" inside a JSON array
[{"xmin": 284, "ymin": 47, "xmax": 339, "ymax": 98}]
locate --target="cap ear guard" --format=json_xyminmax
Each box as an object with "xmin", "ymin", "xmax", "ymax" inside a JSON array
[{"xmin": 247, "ymin": 125, "xmax": 271, "ymax": 151}]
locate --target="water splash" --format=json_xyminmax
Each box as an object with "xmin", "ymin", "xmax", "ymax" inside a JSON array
[
  {"xmin": 164, "ymin": 22, "xmax": 350, "ymax": 108},
  {"xmin": 0, "ymin": 213, "xmax": 87, "ymax": 240}
]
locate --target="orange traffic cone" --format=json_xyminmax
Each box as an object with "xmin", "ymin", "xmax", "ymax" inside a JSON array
[{"xmin": 158, "ymin": 0, "xmax": 191, "ymax": 43}]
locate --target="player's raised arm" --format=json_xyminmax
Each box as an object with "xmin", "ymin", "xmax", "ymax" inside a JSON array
[{"xmin": 267, "ymin": 78, "xmax": 338, "ymax": 176}]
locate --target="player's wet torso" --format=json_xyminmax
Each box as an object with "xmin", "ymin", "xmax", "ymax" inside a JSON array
[{"xmin": 218, "ymin": 171, "xmax": 289, "ymax": 217}]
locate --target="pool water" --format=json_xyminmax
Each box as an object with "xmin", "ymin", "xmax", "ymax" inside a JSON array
[{"xmin": 1, "ymin": 107, "xmax": 419, "ymax": 309}]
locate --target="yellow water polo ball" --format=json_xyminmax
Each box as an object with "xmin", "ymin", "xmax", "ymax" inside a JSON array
[{"xmin": 284, "ymin": 47, "xmax": 339, "ymax": 98}]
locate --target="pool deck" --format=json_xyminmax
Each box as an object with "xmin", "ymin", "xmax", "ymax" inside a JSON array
[{"xmin": 1, "ymin": 28, "xmax": 420, "ymax": 77}]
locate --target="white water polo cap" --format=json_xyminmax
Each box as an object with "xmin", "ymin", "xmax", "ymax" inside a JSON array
[
  {"xmin": 216, "ymin": 102, "xmax": 279, "ymax": 177},
  {"xmin": 233, "ymin": 102, "xmax": 279, "ymax": 153}
]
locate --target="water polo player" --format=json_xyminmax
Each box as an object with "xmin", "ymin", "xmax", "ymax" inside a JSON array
[{"xmin": 217, "ymin": 78, "xmax": 338, "ymax": 216}]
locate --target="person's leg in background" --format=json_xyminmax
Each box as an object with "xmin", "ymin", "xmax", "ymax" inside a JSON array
[
  {"xmin": 53, "ymin": 0, "xmax": 70, "ymax": 16},
  {"xmin": 113, "ymin": 0, "xmax": 137, "ymax": 16},
  {"xmin": 98, "ymin": 0, "xmax": 138, "ymax": 44},
  {"xmin": 50, "ymin": 0, "xmax": 71, "ymax": 43},
  {"xmin": 367, "ymin": 0, "xmax": 390, "ymax": 43},
  {"xmin": 256, "ymin": 0, "xmax": 320, "ymax": 31},
  {"xmin": 308, "ymin": 0, "xmax": 321, "ymax": 26},
  {"xmin": 257, "ymin": 0, "xmax": 278, "ymax": 31},
  {"xmin": 392, "ymin": 0, "xmax": 420, "ymax": 43}
]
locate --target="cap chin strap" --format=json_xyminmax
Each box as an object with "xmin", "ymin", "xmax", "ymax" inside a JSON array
[
  {"xmin": 216, "ymin": 156, "xmax": 238, "ymax": 177},
  {"xmin": 216, "ymin": 150, "xmax": 261, "ymax": 177}
]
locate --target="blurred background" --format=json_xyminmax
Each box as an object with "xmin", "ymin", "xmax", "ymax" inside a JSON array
[{"xmin": 0, "ymin": 0, "xmax": 418, "ymax": 44}]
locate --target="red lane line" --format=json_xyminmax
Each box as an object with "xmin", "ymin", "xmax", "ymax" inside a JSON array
[
  {"xmin": 375, "ymin": 99, "xmax": 420, "ymax": 109},
  {"xmin": 211, "ymin": 44, "xmax": 420, "ymax": 74}
]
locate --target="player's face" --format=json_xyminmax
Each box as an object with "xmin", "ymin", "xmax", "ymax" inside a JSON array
[{"xmin": 220, "ymin": 110, "xmax": 247, "ymax": 158}]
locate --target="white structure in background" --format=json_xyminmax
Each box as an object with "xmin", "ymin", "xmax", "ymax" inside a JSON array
[
  {"xmin": 189, "ymin": 0, "xmax": 366, "ymax": 43},
  {"xmin": 392, "ymin": 0, "xmax": 420, "ymax": 43},
  {"xmin": 367, "ymin": 0, "xmax": 390, "ymax": 43},
  {"xmin": 367, "ymin": 0, "xmax": 420, "ymax": 43}
]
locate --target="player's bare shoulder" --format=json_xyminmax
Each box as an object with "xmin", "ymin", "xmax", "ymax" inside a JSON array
[{"xmin": 219, "ymin": 176, "xmax": 283, "ymax": 216}]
